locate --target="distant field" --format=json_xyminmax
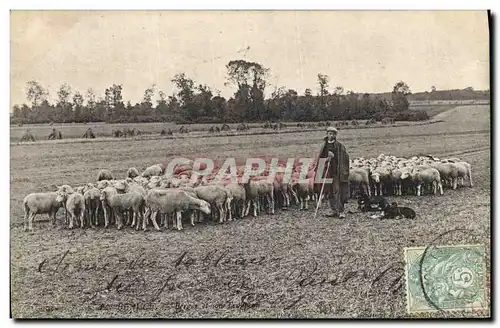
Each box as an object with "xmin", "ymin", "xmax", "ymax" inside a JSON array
[
  {"xmin": 10, "ymin": 119, "xmax": 438, "ymax": 142},
  {"xmin": 10, "ymin": 104, "xmax": 491, "ymax": 318},
  {"xmin": 12, "ymin": 101, "xmax": 489, "ymax": 142}
]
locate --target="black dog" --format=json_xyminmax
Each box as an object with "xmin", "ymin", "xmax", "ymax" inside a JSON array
[
  {"xmin": 358, "ymin": 193, "xmax": 390, "ymax": 212},
  {"xmin": 382, "ymin": 202, "xmax": 416, "ymax": 220}
]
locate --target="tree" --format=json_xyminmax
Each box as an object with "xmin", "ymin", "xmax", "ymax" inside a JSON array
[
  {"xmin": 226, "ymin": 60, "xmax": 269, "ymax": 121},
  {"xmin": 333, "ymin": 86, "xmax": 344, "ymax": 96},
  {"xmin": 225, "ymin": 60, "xmax": 269, "ymax": 90},
  {"xmin": 172, "ymin": 73, "xmax": 195, "ymax": 106},
  {"xmin": 140, "ymin": 85, "xmax": 156, "ymax": 117},
  {"xmin": 431, "ymin": 85, "xmax": 437, "ymax": 92},
  {"xmin": 317, "ymin": 74, "xmax": 330, "ymax": 97},
  {"xmin": 57, "ymin": 83, "xmax": 72, "ymax": 105},
  {"xmin": 12, "ymin": 105, "xmax": 21, "ymax": 118},
  {"xmin": 86, "ymin": 88, "xmax": 97, "ymax": 121},
  {"xmin": 156, "ymin": 90, "xmax": 169, "ymax": 119},
  {"xmin": 56, "ymin": 83, "xmax": 73, "ymax": 122},
  {"xmin": 392, "ymin": 81, "xmax": 411, "ymax": 111},
  {"xmin": 104, "ymin": 84, "xmax": 124, "ymax": 120},
  {"xmin": 73, "ymin": 91, "xmax": 84, "ymax": 122},
  {"xmin": 317, "ymin": 73, "xmax": 330, "ymax": 119},
  {"xmin": 393, "ymin": 81, "xmax": 411, "ymax": 96},
  {"xmin": 143, "ymin": 85, "xmax": 156, "ymax": 104},
  {"xmin": 25, "ymin": 80, "xmax": 48, "ymax": 109}
]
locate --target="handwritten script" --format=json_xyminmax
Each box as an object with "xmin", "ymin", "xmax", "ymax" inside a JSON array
[{"xmin": 36, "ymin": 248, "xmax": 404, "ymax": 314}]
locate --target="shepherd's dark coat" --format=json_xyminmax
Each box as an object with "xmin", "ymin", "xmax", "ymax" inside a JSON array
[{"xmin": 314, "ymin": 137, "xmax": 350, "ymax": 201}]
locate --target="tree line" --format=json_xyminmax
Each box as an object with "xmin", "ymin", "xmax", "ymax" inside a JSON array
[{"xmin": 15, "ymin": 59, "xmax": 486, "ymax": 125}]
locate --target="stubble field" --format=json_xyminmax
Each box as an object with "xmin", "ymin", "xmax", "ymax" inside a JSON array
[{"xmin": 10, "ymin": 104, "xmax": 491, "ymax": 319}]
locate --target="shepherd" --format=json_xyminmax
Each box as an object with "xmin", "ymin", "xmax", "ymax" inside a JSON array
[{"xmin": 315, "ymin": 126, "xmax": 350, "ymax": 218}]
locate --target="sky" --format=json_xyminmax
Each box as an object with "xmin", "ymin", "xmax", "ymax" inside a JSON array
[{"xmin": 10, "ymin": 10, "xmax": 490, "ymax": 107}]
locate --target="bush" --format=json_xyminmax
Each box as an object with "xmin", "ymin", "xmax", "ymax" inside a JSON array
[{"xmin": 393, "ymin": 110, "xmax": 429, "ymax": 121}]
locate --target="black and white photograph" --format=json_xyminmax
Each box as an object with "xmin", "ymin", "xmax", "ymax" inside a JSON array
[{"xmin": 9, "ymin": 9, "xmax": 491, "ymax": 319}]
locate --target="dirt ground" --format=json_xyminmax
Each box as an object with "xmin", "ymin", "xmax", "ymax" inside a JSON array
[{"xmin": 10, "ymin": 104, "xmax": 491, "ymax": 318}]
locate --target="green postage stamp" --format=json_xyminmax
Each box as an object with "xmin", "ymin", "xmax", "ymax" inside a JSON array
[{"xmin": 404, "ymin": 244, "xmax": 487, "ymax": 314}]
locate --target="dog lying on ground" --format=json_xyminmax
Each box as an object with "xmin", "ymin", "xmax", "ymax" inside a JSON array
[
  {"xmin": 358, "ymin": 193, "xmax": 390, "ymax": 212},
  {"xmin": 381, "ymin": 202, "xmax": 416, "ymax": 220}
]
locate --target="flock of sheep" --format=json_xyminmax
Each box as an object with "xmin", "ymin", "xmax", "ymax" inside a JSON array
[{"xmin": 21, "ymin": 154, "xmax": 473, "ymax": 232}]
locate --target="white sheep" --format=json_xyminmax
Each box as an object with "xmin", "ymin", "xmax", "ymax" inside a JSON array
[
  {"xmin": 100, "ymin": 187, "xmax": 145, "ymax": 230},
  {"xmin": 83, "ymin": 184, "xmax": 101, "ymax": 227},
  {"xmin": 349, "ymin": 168, "xmax": 370, "ymax": 197},
  {"xmin": 57, "ymin": 192, "xmax": 86, "ymax": 229},
  {"xmin": 142, "ymin": 164, "xmax": 164, "ymax": 178},
  {"xmin": 143, "ymin": 188, "xmax": 211, "ymax": 231},
  {"xmin": 405, "ymin": 167, "xmax": 444, "ymax": 196},
  {"xmin": 291, "ymin": 180, "xmax": 313, "ymax": 210},
  {"xmin": 243, "ymin": 179, "xmax": 275, "ymax": 216},
  {"xmin": 225, "ymin": 183, "xmax": 246, "ymax": 220},
  {"xmin": 127, "ymin": 167, "xmax": 140, "ymax": 179},
  {"xmin": 370, "ymin": 166, "xmax": 392, "ymax": 196},
  {"xmin": 429, "ymin": 162, "xmax": 460, "ymax": 189},
  {"xmin": 23, "ymin": 192, "xmax": 64, "ymax": 232},
  {"xmin": 454, "ymin": 161, "xmax": 473, "ymax": 187},
  {"xmin": 97, "ymin": 169, "xmax": 114, "ymax": 181},
  {"xmin": 194, "ymin": 185, "xmax": 232, "ymax": 223}
]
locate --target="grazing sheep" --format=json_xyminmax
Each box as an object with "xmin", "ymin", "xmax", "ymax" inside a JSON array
[
  {"xmin": 194, "ymin": 185, "xmax": 232, "ymax": 223},
  {"xmin": 97, "ymin": 169, "xmax": 114, "ymax": 181},
  {"xmin": 349, "ymin": 168, "xmax": 371, "ymax": 197},
  {"xmin": 100, "ymin": 187, "xmax": 145, "ymax": 230},
  {"xmin": 23, "ymin": 192, "xmax": 64, "ymax": 232},
  {"xmin": 390, "ymin": 168, "xmax": 404, "ymax": 196},
  {"xmin": 406, "ymin": 167, "xmax": 444, "ymax": 196},
  {"xmin": 99, "ymin": 186, "xmax": 118, "ymax": 228},
  {"xmin": 57, "ymin": 192, "xmax": 86, "ymax": 229},
  {"xmin": 143, "ymin": 188, "xmax": 211, "ymax": 231},
  {"xmin": 429, "ymin": 162, "xmax": 460, "ymax": 189},
  {"xmin": 243, "ymin": 179, "xmax": 275, "ymax": 216},
  {"xmin": 142, "ymin": 164, "xmax": 164, "ymax": 178},
  {"xmin": 225, "ymin": 183, "xmax": 246, "ymax": 220},
  {"xmin": 127, "ymin": 167, "xmax": 140, "ymax": 179},
  {"xmin": 454, "ymin": 161, "xmax": 474, "ymax": 187},
  {"xmin": 292, "ymin": 181, "xmax": 308, "ymax": 210},
  {"xmin": 83, "ymin": 185, "xmax": 102, "ymax": 227}
]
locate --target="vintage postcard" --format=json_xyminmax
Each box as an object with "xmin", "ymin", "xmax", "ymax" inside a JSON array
[{"xmin": 10, "ymin": 10, "xmax": 491, "ymax": 319}]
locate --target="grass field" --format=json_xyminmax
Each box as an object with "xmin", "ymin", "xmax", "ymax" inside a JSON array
[{"xmin": 10, "ymin": 104, "xmax": 491, "ymax": 318}]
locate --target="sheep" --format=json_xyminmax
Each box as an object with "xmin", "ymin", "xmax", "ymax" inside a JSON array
[
  {"xmin": 370, "ymin": 166, "xmax": 392, "ymax": 196},
  {"xmin": 143, "ymin": 188, "xmax": 211, "ymax": 231},
  {"xmin": 99, "ymin": 186, "xmax": 118, "ymax": 228},
  {"xmin": 142, "ymin": 164, "xmax": 164, "ymax": 178},
  {"xmin": 225, "ymin": 183, "xmax": 246, "ymax": 220},
  {"xmin": 194, "ymin": 185, "xmax": 232, "ymax": 223},
  {"xmin": 404, "ymin": 167, "xmax": 444, "ymax": 196},
  {"xmin": 390, "ymin": 168, "xmax": 404, "ymax": 196},
  {"xmin": 83, "ymin": 184, "xmax": 102, "ymax": 227},
  {"xmin": 454, "ymin": 161, "xmax": 474, "ymax": 187},
  {"xmin": 127, "ymin": 167, "xmax": 140, "ymax": 179},
  {"xmin": 243, "ymin": 179, "xmax": 275, "ymax": 216},
  {"xmin": 273, "ymin": 173, "xmax": 293, "ymax": 210},
  {"xmin": 429, "ymin": 162, "xmax": 459, "ymax": 189},
  {"xmin": 57, "ymin": 192, "xmax": 86, "ymax": 229},
  {"xmin": 290, "ymin": 176, "xmax": 314, "ymax": 210},
  {"xmin": 349, "ymin": 168, "xmax": 370, "ymax": 197},
  {"xmin": 55, "ymin": 184, "xmax": 75, "ymax": 224},
  {"xmin": 96, "ymin": 180, "xmax": 112, "ymax": 190},
  {"xmin": 97, "ymin": 169, "xmax": 114, "ymax": 181},
  {"xmin": 23, "ymin": 192, "xmax": 64, "ymax": 232},
  {"xmin": 100, "ymin": 187, "xmax": 145, "ymax": 230}
]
